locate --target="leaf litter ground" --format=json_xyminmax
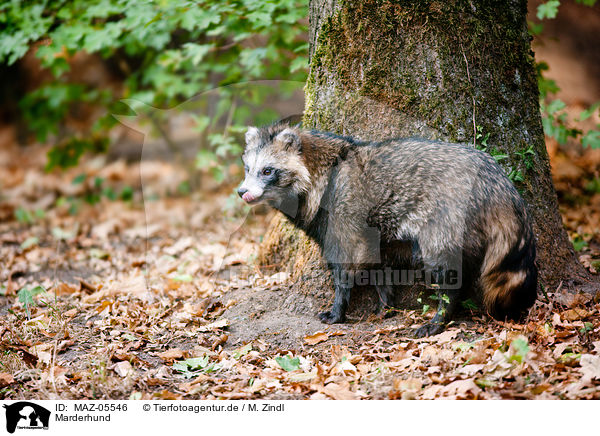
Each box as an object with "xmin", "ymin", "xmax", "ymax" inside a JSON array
[{"xmin": 1, "ymin": 143, "xmax": 600, "ymax": 400}]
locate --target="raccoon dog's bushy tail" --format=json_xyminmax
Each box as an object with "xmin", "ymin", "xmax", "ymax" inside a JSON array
[{"xmin": 479, "ymin": 214, "xmax": 538, "ymax": 320}]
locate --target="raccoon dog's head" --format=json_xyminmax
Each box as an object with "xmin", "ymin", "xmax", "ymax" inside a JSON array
[{"xmin": 237, "ymin": 124, "xmax": 310, "ymax": 206}]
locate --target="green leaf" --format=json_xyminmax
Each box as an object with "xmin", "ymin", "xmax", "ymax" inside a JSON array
[
  {"xmin": 120, "ymin": 186, "xmax": 133, "ymax": 201},
  {"xmin": 582, "ymin": 130, "xmax": 600, "ymax": 149},
  {"xmin": 196, "ymin": 149, "xmax": 217, "ymax": 169},
  {"xmin": 275, "ymin": 355, "xmax": 300, "ymax": 371},
  {"xmin": 584, "ymin": 177, "xmax": 600, "ymax": 193},
  {"xmin": 52, "ymin": 226, "xmax": 76, "ymax": 240},
  {"xmin": 233, "ymin": 344, "xmax": 252, "ymax": 359},
  {"xmin": 72, "ymin": 174, "xmax": 86, "ymax": 185},
  {"xmin": 172, "ymin": 274, "xmax": 193, "ymax": 282},
  {"xmin": 3, "ymin": 0, "xmax": 309, "ymax": 172},
  {"xmin": 20, "ymin": 237, "xmax": 39, "ymax": 250},
  {"xmin": 578, "ymin": 102, "xmax": 600, "ymax": 121},
  {"xmin": 289, "ymin": 56, "xmax": 307, "ymax": 73},
  {"xmin": 90, "ymin": 248, "xmax": 110, "ymax": 260},
  {"xmin": 15, "ymin": 208, "xmax": 33, "ymax": 224},
  {"xmin": 190, "ymin": 114, "xmax": 211, "ymax": 133},
  {"xmin": 461, "ymin": 299, "xmax": 478, "ymax": 310},
  {"xmin": 475, "ymin": 378, "xmax": 497, "ymax": 389},
  {"xmin": 537, "ymin": 0, "xmax": 561, "ymax": 19},
  {"xmin": 527, "ymin": 20, "xmax": 544, "ymax": 36},
  {"xmin": 102, "ymin": 187, "xmax": 117, "ymax": 200},
  {"xmin": 572, "ymin": 238, "xmax": 588, "ymax": 252},
  {"xmin": 509, "ymin": 337, "xmax": 530, "ymax": 363},
  {"xmin": 183, "ymin": 43, "xmax": 213, "ymax": 66},
  {"xmin": 172, "ymin": 355, "xmax": 219, "ymax": 379},
  {"xmin": 545, "ymin": 99, "xmax": 566, "ymax": 115},
  {"xmin": 182, "ymin": 356, "xmax": 209, "ymax": 370},
  {"xmin": 246, "ymin": 11, "xmax": 272, "ymax": 28}
]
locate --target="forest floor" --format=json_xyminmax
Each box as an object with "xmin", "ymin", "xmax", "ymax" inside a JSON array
[{"xmin": 1, "ymin": 132, "xmax": 600, "ymax": 400}]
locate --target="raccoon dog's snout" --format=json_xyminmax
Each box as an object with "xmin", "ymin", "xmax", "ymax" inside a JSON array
[{"xmin": 237, "ymin": 187, "xmax": 256, "ymax": 203}]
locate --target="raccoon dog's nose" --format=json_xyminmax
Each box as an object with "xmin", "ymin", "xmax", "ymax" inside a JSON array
[{"xmin": 237, "ymin": 187, "xmax": 247, "ymax": 198}]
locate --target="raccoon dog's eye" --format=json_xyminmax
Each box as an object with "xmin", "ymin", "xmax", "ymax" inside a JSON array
[{"xmin": 262, "ymin": 167, "xmax": 273, "ymax": 176}]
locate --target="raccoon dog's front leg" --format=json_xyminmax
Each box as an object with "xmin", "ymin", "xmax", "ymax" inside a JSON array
[{"xmin": 318, "ymin": 263, "xmax": 351, "ymax": 324}]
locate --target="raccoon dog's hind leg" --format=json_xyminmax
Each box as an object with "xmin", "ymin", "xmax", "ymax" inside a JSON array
[
  {"xmin": 373, "ymin": 240, "xmax": 413, "ymax": 317},
  {"xmin": 414, "ymin": 255, "xmax": 469, "ymax": 338},
  {"xmin": 374, "ymin": 283, "xmax": 394, "ymax": 317}
]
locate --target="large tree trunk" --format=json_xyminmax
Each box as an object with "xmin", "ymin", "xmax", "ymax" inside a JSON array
[{"xmin": 259, "ymin": 0, "xmax": 595, "ymax": 313}]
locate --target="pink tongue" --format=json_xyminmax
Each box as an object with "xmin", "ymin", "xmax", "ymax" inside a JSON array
[{"xmin": 242, "ymin": 192, "xmax": 256, "ymax": 203}]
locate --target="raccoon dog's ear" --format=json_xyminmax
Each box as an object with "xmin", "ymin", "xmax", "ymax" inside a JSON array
[
  {"xmin": 245, "ymin": 127, "xmax": 259, "ymax": 146},
  {"xmin": 278, "ymin": 114, "xmax": 303, "ymax": 128},
  {"xmin": 275, "ymin": 128, "xmax": 301, "ymax": 151}
]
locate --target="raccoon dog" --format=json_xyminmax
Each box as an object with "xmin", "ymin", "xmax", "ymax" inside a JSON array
[{"xmin": 238, "ymin": 121, "xmax": 538, "ymax": 336}]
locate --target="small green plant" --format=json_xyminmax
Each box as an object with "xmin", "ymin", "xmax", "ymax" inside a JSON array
[
  {"xmin": 461, "ymin": 299, "xmax": 478, "ymax": 311},
  {"xmin": 571, "ymin": 235, "xmax": 588, "ymax": 252},
  {"xmin": 584, "ymin": 177, "xmax": 600, "ymax": 194},
  {"xmin": 416, "ymin": 297, "xmax": 430, "ymax": 316},
  {"xmin": 429, "ymin": 293, "xmax": 449, "ymax": 304},
  {"xmin": 475, "ymin": 125, "xmax": 490, "ymax": 149},
  {"xmin": 579, "ymin": 322, "xmax": 594, "ymax": 335},
  {"xmin": 60, "ymin": 174, "xmax": 135, "ymax": 214},
  {"xmin": 514, "ymin": 145, "xmax": 536, "ymax": 169},
  {"xmin": 17, "ymin": 285, "xmax": 46, "ymax": 319},
  {"xmin": 14, "ymin": 207, "xmax": 45, "ymax": 224},
  {"xmin": 475, "ymin": 126, "xmax": 529, "ymax": 183}
]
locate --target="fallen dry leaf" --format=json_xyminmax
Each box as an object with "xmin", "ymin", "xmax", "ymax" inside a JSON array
[
  {"xmin": 319, "ymin": 382, "xmax": 358, "ymax": 400},
  {"xmin": 423, "ymin": 379, "xmax": 482, "ymax": 399},
  {"xmin": 561, "ymin": 308, "xmax": 592, "ymax": 321},
  {"xmin": 157, "ymin": 348, "xmax": 186, "ymax": 361},
  {"xmin": 304, "ymin": 331, "xmax": 330, "ymax": 345},
  {"xmin": 198, "ymin": 318, "xmax": 229, "ymax": 332},
  {"xmin": 114, "ymin": 361, "xmax": 134, "ymax": 377},
  {"xmin": 0, "ymin": 373, "xmax": 14, "ymax": 387},
  {"xmin": 54, "ymin": 282, "xmax": 79, "ymax": 295},
  {"xmin": 580, "ymin": 354, "xmax": 600, "ymax": 382}
]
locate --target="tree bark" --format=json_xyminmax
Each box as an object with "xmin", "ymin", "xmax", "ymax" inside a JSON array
[{"xmin": 259, "ymin": 0, "xmax": 596, "ymax": 310}]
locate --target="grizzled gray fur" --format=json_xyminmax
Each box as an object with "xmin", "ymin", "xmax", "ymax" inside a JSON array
[{"xmin": 238, "ymin": 120, "xmax": 538, "ymax": 336}]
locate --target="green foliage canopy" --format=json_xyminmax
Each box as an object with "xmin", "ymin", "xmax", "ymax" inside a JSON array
[{"xmin": 0, "ymin": 0, "xmax": 308, "ymax": 169}]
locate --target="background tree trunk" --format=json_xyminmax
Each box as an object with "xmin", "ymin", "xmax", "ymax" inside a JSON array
[{"xmin": 259, "ymin": 0, "xmax": 596, "ymax": 313}]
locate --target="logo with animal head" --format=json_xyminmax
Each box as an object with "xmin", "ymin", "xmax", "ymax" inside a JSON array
[{"xmin": 3, "ymin": 402, "xmax": 50, "ymax": 433}]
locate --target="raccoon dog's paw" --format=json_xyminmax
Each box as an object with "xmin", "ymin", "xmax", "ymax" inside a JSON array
[
  {"xmin": 414, "ymin": 322, "xmax": 444, "ymax": 338},
  {"xmin": 318, "ymin": 311, "xmax": 345, "ymax": 324}
]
